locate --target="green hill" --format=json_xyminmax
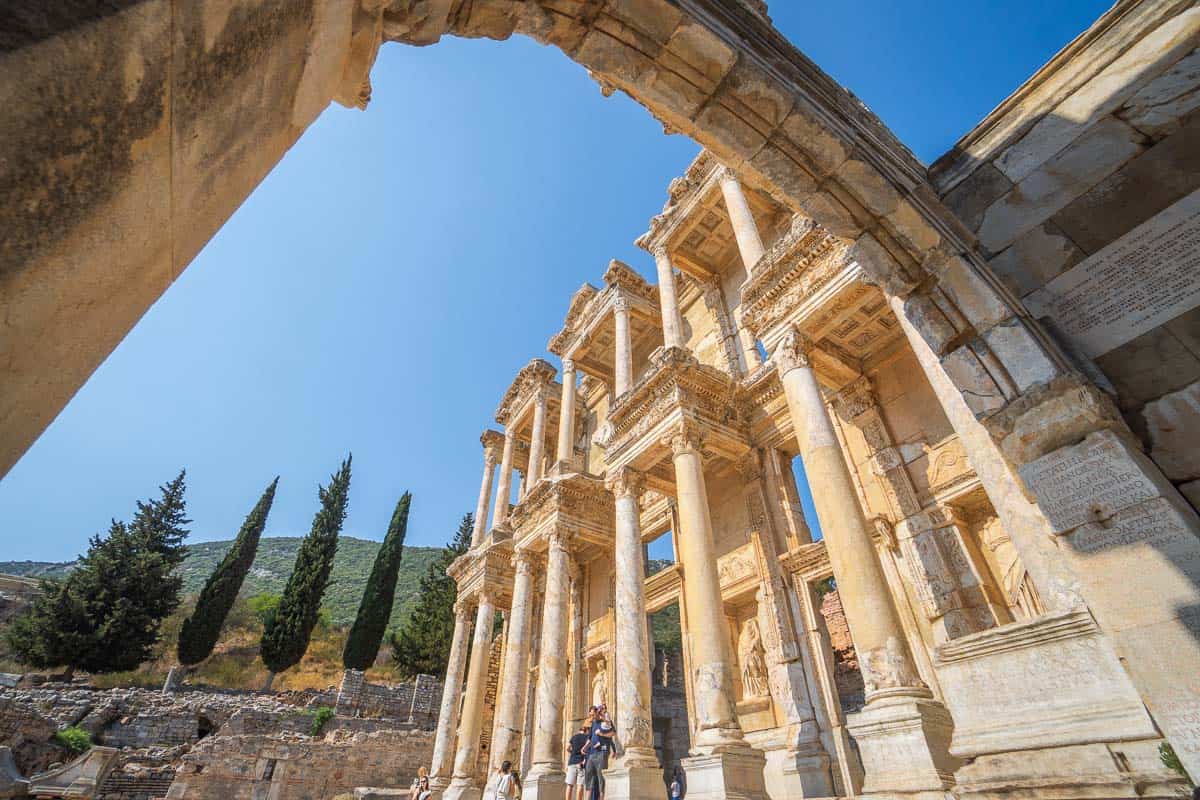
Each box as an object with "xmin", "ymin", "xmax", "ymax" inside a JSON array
[{"xmin": 1, "ymin": 536, "xmax": 443, "ymax": 629}]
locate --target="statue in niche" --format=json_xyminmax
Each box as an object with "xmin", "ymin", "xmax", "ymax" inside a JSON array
[
  {"xmin": 737, "ymin": 619, "xmax": 770, "ymax": 698},
  {"xmin": 591, "ymin": 656, "xmax": 609, "ymax": 708}
]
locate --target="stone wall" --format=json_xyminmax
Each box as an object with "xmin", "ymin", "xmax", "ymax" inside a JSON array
[
  {"xmin": 334, "ymin": 671, "xmax": 443, "ymax": 727},
  {"xmin": 650, "ymin": 648, "xmax": 689, "ymax": 779},
  {"xmin": 928, "ymin": 4, "xmax": 1200, "ymax": 508},
  {"xmin": 166, "ymin": 729, "xmax": 435, "ymax": 800},
  {"xmin": 818, "ymin": 590, "xmax": 864, "ymax": 714}
]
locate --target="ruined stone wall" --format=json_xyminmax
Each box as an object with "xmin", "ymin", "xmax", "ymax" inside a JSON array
[
  {"xmin": 818, "ymin": 590, "xmax": 864, "ymax": 714},
  {"xmin": 167, "ymin": 729, "xmax": 435, "ymax": 800},
  {"xmin": 929, "ymin": 5, "xmax": 1200, "ymax": 510},
  {"xmin": 334, "ymin": 670, "xmax": 443, "ymax": 726},
  {"xmin": 651, "ymin": 648, "xmax": 689, "ymax": 778}
]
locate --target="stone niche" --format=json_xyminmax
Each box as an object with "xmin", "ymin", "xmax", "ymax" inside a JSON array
[{"xmin": 729, "ymin": 601, "xmax": 775, "ymax": 734}]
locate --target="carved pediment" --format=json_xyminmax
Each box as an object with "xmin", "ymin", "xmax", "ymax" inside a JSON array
[{"xmin": 496, "ymin": 358, "xmax": 557, "ymax": 424}]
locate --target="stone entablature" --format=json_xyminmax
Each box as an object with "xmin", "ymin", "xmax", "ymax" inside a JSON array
[{"xmin": 507, "ymin": 474, "xmax": 614, "ymax": 554}]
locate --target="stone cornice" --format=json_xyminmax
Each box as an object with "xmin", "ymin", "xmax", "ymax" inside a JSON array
[
  {"xmin": 741, "ymin": 216, "xmax": 851, "ymax": 338},
  {"xmin": 496, "ymin": 358, "xmax": 557, "ymax": 425},
  {"xmin": 508, "ymin": 474, "xmax": 614, "ymax": 545},
  {"xmin": 549, "ymin": 262, "xmax": 660, "ymax": 361},
  {"xmin": 635, "ymin": 151, "xmax": 722, "ymax": 255}
]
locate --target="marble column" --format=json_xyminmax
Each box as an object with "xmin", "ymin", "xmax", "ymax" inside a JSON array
[
  {"xmin": 492, "ymin": 430, "xmax": 516, "ymax": 530},
  {"xmin": 666, "ymin": 426, "xmax": 746, "ymax": 752},
  {"xmin": 525, "ymin": 530, "xmax": 573, "ymax": 800},
  {"xmin": 607, "ymin": 468, "xmax": 659, "ymax": 767},
  {"xmin": 431, "ymin": 602, "xmax": 475, "ymax": 794},
  {"xmin": 527, "ymin": 389, "xmax": 548, "ymax": 487},
  {"xmin": 717, "ymin": 167, "xmax": 765, "ymax": 370},
  {"xmin": 486, "ymin": 551, "xmax": 538, "ymax": 797},
  {"xmin": 555, "ymin": 357, "xmax": 577, "ymax": 473},
  {"xmin": 472, "ymin": 433, "xmax": 503, "ymax": 547},
  {"xmin": 652, "ymin": 245, "xmax": 685, "ymax": 349},
  {"xmin": 614, "ymin": 296, "xmax": 634, "ymax": 397},
  {"xmin": 772, "ymin": 328, "xmax": 956, "ymax": 792},
  {"xmin": 445, "ymin": 593, "xmax": 498, "ymax": 800}
]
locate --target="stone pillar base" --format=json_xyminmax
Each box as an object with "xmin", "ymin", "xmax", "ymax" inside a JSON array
[
  {"xmin": 442, "ymin": 779, "xmax": 482, "ymax": 800},
  {"xmin": 680, "ymin": 750, "xmax": 767, "ymax": 800},
  {"xmin": 522, "ymin": 770, "xmax": 566, "ymax": 800},
  {"xmin": 775, "ymin": 744, "xmax": 834, "ymax": 799},
  {"xmin": 606, "ymin": 765, "xmax": 666, "ymax": 800},
  {"xmin": 847, "ymin": 696, "xmax": 959, "ymax": 794}
]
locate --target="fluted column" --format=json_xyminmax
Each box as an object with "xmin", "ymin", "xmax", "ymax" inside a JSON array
[
  {"xmin": 492, "ymin": 430, "xmax": 516, "ymax": 530},
  {"xmin": 773, "ymin": 328, "xmax": 925, "ymax": 701},
  {"xmin": 528, "ymin": 529, "xmax": 573, "ymax": 778},
  {"xmin": 555, "ymin": 357, "xmax": 577, "ymax": 472},
  {"xmin": 431, "ymin": 602, "xmax": 474, "ymax": 791},
  {"xmin": 614, "ymin": 296, "xmax": 633, "ymax": 397},
  {"xmin": 607, "ymin": 468, "xmax": 659, "ymax": 768},
  {"xmin": 653, "ymin": 245, "xmax": 685, "ymax": 349},
  {"xmin": 667, "ymin": 425, "xmax": 746, "ymax": 752},
  {"xmin": 488, "ymin": 550, "xmax": 539, "ymax": 783},
  {"xmin": 472, "ymin": 433, "xmax": 503, "ymax": 547},
  {"xmin": 446, "ymin": 592, "xmax": 498, "ymax": 799},
  {"xmin": 527, "ymin": 389, "xmax": 548, "ymax": 487}
]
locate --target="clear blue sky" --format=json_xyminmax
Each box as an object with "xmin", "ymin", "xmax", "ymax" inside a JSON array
[{"xmin": 0, "ymin": 0, "xmax": 1111, "ymax": 562}]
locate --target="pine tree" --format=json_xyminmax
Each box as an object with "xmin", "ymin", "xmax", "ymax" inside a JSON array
[
  {"xmin": 4, "ymin": 472, "xmax": 191, "ymax": 675},
  {"xmin": 389, "ymin": 513, "xmax": 472, "ymax": 679},
  {"xmin": 176, "ymin": 477, "xmax": 279, "ymax": 668},
  {"xmin": 260, "ymin": 456, "xmax": 351, "ymax": 689},
  {"xmin": 343, "ymin": 492, "xmax": 411, "ymax": 671}
]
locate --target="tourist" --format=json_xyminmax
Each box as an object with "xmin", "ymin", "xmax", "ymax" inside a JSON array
[
  {"xmin": 495, "ymin": 760, "xmax": 521, "ymax": 800},
  {"xmin": 565, "ymin": 722, "xmax": 591, "ymax": 800},
  {"xmin": 409, "ymin": 767, "xmax": 431, "ymax": 800},
  {"xmin": 582, "ymin": 718, "xmax": 615, "ymax": 800},
  {"xmin": 669, "ymin": 767, "xmax": 685, "ymax": 800}
]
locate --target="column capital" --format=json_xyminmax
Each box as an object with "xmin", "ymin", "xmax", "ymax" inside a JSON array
[
  {"xmin": 606, "ymin": 465, "xmax": 645, "ymax": 500},
  {"xmin": 613, "ymin": 294, "xmax": 631, "ymax": 314},
  {"xmin": 476, "ymin": 588, "xmax": 497, "ymax": 610},
  {"xmin": 833, "ymin": 376, "xmax": 876, "ymax": 421},
  {"xmin": 453, "ymin": 599, "xmax": 473, "ymax": 621},
  {"xmin": 773, "ymin": 326, "xmax": 815, "ymax": 374},
  {"xmin": 717, "ymin": 164, "xmax": 740, "ymax": 184},
  {"xmin": 547, "ymin": 526, "xmax": 576, "ymax": 554},
  {"xmin": 561, "ymin": 356, "xmax": 576, "ymax": 374},
  {"xmin": 663, "ymin": 421, "xmax": 705, "ymax": 458},
  {"xmin": 651, "ymin": 242, "xmax": 670, "ymax": 261},
  {"xmin": 513, "ymin": 546, "xmax": 542, "ymax": 576}
]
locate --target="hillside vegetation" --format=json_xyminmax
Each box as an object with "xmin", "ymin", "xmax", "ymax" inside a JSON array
[{"xmin": 1, "ymin": 536, "xmax": 442, "ymax": 629}]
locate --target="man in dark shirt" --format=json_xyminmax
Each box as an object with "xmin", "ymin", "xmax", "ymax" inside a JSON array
[
  {"xmin": 582, "ymin": 718, "xmax": 615, "ymax": 800},
  {"xmin": 565, "ymin": 722, "xmax": 591, "ymax": 800}
]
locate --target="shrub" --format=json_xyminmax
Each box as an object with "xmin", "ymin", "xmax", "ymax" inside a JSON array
[
  {"xmin": 53, "ymin": 727, "xmax": 92, "ymax": 754},
  {"xmin": 1159, "ymin": 742, "xmax": 1188, "ymax": 779},
  {"xmin": 308, "ymin": 706, "xmax": 335, "ymax": 736}
]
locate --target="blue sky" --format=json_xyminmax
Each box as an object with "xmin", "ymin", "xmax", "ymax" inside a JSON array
[{"xmin": 0, "ymin": 0, "xmax": 1111, "ymax": 562}]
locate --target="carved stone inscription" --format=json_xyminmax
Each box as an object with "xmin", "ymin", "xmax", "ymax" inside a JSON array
[
  {"xmin": 1018, "ymin": 430, "xmax": 1165, "ymax": 532},
  {"xmin": 1025, "ymin": 188, "xmax": 1200, "ymax": 358}
]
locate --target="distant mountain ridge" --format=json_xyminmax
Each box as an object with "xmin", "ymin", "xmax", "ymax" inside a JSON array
[{"xmin": 0, "ymin": 536, "xmax": 443, "ymax": 629}]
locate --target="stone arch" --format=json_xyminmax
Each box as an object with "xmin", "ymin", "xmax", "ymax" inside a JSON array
[{"xmin": 0, "ymin": 0, "xmax": 1095, "ymax": 479}]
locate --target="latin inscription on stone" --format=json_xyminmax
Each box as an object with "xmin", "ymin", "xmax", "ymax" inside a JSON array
[
  {"xmin": 1025, "ymin": 188, "xmax": 1200, "ymax": 358},
  {"xmin": 1018, "ymin": 431, "xmax": 1162, "ymax": 532}
]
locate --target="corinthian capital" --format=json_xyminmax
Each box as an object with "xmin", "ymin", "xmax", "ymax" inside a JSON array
[
  {"xmin": 513, "ymin": 547, "xmax": 541, "ymax": 577},
  {"xmin": 772, "ymin": 326, "xmax": 815, "ymax": 374},
  {"xmin": 561, "ymin": 356, "xmax": 576, "ymax": 374},
  {"xmin": 663, "ymin": 421, "xmax": 705, "ymax": 458},
  {"xmin": 481, "ymin": 429, "xmax": 505, "ymax": 461},
  {"xmin": 606, "ymin": 466, "xmax": 645, "ymax": 500},
  {"xmin": 834, "ymin": 376, "xmax": 876, "ymax": 421},
  {"xmin": 547, "ymin": 526, "xmax": 576, "ymax": 554}
]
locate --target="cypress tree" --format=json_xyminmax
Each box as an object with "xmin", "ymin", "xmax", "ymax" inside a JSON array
[
  {"xmin": 389, "ymin": 513, "xmax": 472, "ymax": 679},
  {"xmin": 343, "ymin": 492, "xmax": 411, "ymax": 670},
  {"xmin": 176, "ymin": 477, "xmax": 279, "ymax": 667},
  {"xmin": 5, "ymin": 471, "xmax": 190, "ymax": 676},
  {"xmin": 260, "ymin": 456, "xmax": 351, "ymax": 689}
]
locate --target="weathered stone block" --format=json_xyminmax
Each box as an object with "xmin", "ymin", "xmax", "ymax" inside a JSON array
[
  {"xmin": 845, "ymin": 697, "xmax": 958, "ymax": 793},
  {"xmin": 987, "ymin": 221, "xmax": 1085, "ymax": 299},
  {"xmin": 884, "ymin": 197, "xmax": 942, "ymax": 254},
  {"xmin": 978, "ymin": 117, "xmax": 1146, "ymax": 253},
  {"xmin": 1017, "ymin": 428, "xmax": 1179, "ymax": 532},
  {"xmin": 836, "ymin": 158, "xmax": 902, "ymax": 218},
  {"xmin": 1140, "ymin": 378, "xmax": 1200, "ymax": 481},
  {"xmin": 934, "ymin": 254, "xmax": 1012, "ymax": 332},
  {"xmin": 942, "ymin": 162, "xmax": 1014, "ymax": 235},
  {"xmin": 775, "ymin": 97, "xmax": 850, "ymax": 178},
  {"xmin": 1053, "ymin": 110, "xmax": 1200, "ymax": 255},
  {"xmin": 904, "ymin": 292, "xmax": 960, "ymax": 357},
  {"xmin": 981, "ymin": 317, "xmax": 1059, "ymax": 392},
  {"xmin": 1119, "ymin": 45, "xmax": 1200, "ymax": 139},
  {"xmin": 938, "ymin": 344, "xmax": 1006, "ymax": 418}
]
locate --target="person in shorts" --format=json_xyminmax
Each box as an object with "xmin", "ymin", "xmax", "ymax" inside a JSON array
[{"xmin": 564, "ymin": 722, "xmax": 591, "ymax": 800}]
